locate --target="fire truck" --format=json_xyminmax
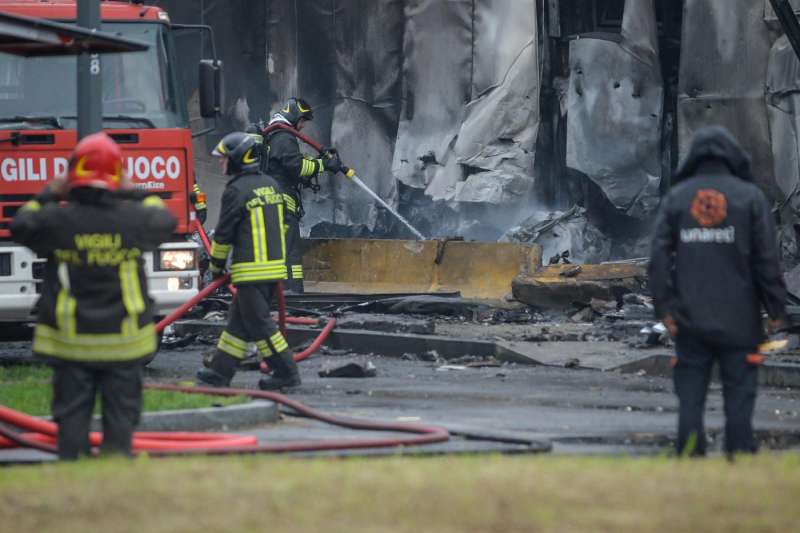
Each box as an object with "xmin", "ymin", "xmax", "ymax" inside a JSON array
[{"xmin": 0, "ymin": 1, "xmax": 222, "ymax": 324}]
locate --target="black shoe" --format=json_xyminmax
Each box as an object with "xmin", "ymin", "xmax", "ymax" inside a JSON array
[
  {"xmin": 258, "ymin": 373, "xmax": 301, "ymax": 390},
  {"xmin": 258, "ymin": 351, "xmax": 301, "ymax": 390},
  {"xmin": 197, "ymin": 350, "xmax": 238, "ymax": 387},
  {"xmin": 196, "ymin": 367, "xmax": 232, "ymax": 387}
]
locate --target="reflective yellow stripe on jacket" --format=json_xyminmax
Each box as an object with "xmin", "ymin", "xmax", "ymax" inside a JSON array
[
  {"xmin": 119, "ymin": 259, "xmax": 145, "ymax": 336},
  {"xmin": 33, "ymin": 324, "xmax": 157, "ymax": 361},
  {"xmin": 250, "ymin": 207, "xmax": 268, "ymax": 262},
  {"xmin": 210, "ymin": 241, "xmax": 232, "ymax": 261},
  {"xmin": 229, "ymin": 261, "xmax": 287, "ymax": 283},
  {"xmin": 282, "ymin": 194, "xmax": 297, "ymax": 214}
]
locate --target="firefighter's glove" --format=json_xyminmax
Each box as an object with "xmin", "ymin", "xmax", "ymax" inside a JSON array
[
  {"xmin": 209, "ymin": 261, "xmax": 227, "ymax": 279},
  {"xmin": 322, "ymin": 151, "xmax": 344, "ymax": 175}
]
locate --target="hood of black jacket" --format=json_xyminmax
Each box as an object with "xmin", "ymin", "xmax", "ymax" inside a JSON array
[{"xmin": 674, "ymin": 126, "xmax": 754, "ymax": 183}]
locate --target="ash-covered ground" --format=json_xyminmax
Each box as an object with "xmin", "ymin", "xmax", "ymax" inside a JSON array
[{"xmin": 3, "ymin": 295, "xmax": 800, "ymax": 460}]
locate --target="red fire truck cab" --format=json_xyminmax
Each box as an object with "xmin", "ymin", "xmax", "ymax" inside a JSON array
[{"xmin": 0, "ymin": 1, "xmax": 219, "ymax": 323}]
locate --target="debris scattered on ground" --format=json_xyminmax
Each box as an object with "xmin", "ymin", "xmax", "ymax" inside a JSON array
[
  {"xmin": 501, "ymin": 205, "xmax": 611, "ymax": 264},
  {"xmin": 419, "ymin": 350, "xmax": 444, "ymax": 363},
  {"xmin": 638, "ymin": 323, "xmax": 669, "ymax": 347},
  {"xmin": 160, "ymin": 333, "xmax": 197, "ymax": 350},
  {"xmin": 334, "ymin": 314, "xmax": 435, "ymax": 335},
  {"xmin": 436, "ymin": 365, "xmax": 468, "ymax": 371},
  {"xmin": 203, "ymin": 311, "xmax": 227, "ymax": 322},
  {"xmin": 318, "ymin": 361, "xmax": 377, "ymax": 378},
  {"xmin": 487, "ymin": 308, "xmax": 539, "ymax": 324},
  {"xmin": 343, "ymin": 296, "xmax": 490, "ymax": 320},
  {"xmin": 320, "ymin": 346, "xmax": 355, "ymax": 356},
  {"xmin": 448, "ymin": 355, "xmax": 501, "ymax": 367},
  {"xmin": 570, "ymin": 307, "xmax": 595, "ymax": 323},
  {"xmin": 564, "ymin": 358, "xmax": 581, "ymax": 368}
]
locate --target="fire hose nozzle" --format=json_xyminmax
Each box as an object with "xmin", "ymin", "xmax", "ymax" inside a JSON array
[{"xmin": 345, "ymin": 168, "xmax": 355, "ymax": 179}]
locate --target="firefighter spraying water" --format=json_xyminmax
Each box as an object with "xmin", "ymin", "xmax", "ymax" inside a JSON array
[{"xmin": 348, "ymin": 173, "xmax": 426, "ymax": 241}]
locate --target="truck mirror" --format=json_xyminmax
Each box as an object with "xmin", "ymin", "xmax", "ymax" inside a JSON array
[{"xmin": 199, "ymin": 59, "xmax": 223, "ymax": 118}]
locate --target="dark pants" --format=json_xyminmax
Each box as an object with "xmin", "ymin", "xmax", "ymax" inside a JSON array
[
  {"xmin": 51, "ymin": 360, "xmax": 143, "ymax": 460},
  {"xmin": 225, "ymin": 283, "xmax": 280, "ymax": 346},
  {"xmin": 674, "ymin": 335, "xmax": 759, "ymax": 456},
  {"xmin": 284, "ymin": 210, "xmax": 304, "ymax": 293}
]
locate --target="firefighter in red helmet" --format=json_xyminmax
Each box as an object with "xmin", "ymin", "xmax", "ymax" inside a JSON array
[{"xmin": 11, "ymin": 132, "xmax": 176, "ymax": 460}]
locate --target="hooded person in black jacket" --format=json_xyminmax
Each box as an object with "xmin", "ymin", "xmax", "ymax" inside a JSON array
[{"xmin": 649, "ymin": 126, "xmax": 787, "ymax": 457}]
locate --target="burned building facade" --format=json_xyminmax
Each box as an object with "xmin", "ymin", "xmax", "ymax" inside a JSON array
[{"xmin": 164, "ymin": 0, "xmax": 800, "ymax": 263}]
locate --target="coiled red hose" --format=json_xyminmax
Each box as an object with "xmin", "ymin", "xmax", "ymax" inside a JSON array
[
  {"xmin": 0, "ymin": 404, "xmax": 256, "ymax": 452},
  {"xmin": 0, "ymin": 384, "xmax": 449, "ymax": 456}
]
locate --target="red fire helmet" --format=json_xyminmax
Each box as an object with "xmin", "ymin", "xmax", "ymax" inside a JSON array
[{"xmin": 67, "ymin": 132, "xmax": 124, "ymax": 190}]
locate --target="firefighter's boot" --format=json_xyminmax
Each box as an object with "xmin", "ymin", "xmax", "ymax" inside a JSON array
[
  {"xmin": 258, "ymin": 351, "xmax": 301, "ymax": 390},
  {"xmin": 196, "ymin": 351, "xmax": 238, "ymax": 387}
]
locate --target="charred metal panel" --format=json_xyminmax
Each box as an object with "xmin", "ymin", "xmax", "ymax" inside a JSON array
[
  {"xmin": 678, "ymin": 0, "xmax": 776, "ymax": 200},
  {"xmin": 392, "ymin": 0, "xmax": 473, "ymax": 194},
  {"xmin": 453, "ymin": 0, "xmax": 539, "ymax": 207},
  {"xmin": 566, "ymin": 0, "xmax": 663, "ymax": 218},
  {"xmin": 324, "ymin": 0, "xmax": 404, "ymax": 232},
  {"xmin": 767, "ymin": 35, "xmax": 800, "ymax": 214}
]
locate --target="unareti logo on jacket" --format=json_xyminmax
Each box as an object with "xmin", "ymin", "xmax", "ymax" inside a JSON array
[{"xmin": 680, "ymin": 226, "xmax": 735, "ymax": 244}]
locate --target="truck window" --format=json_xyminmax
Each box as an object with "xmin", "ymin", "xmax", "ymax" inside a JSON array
[{"xmin": 0, "ymin": 22, "xmax": 187, "ymax": 129}]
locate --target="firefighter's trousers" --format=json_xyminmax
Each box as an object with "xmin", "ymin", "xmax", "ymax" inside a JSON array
[
  {"xmin": 216, "ymin": 282, "xmax": 289, "ymax": 361},
  {"xmin": 51, "ymin": 359, "xmax": 144, "ymax": 460},
  {"xmin": 284, "ymin": 210, "xmax": 304, "ymax": 293},
  {"xmin": 673, "ymin": 335, "xmax": 759, "ymax": 456}
]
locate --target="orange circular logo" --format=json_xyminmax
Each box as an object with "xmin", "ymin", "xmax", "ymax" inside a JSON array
[{"xmin": 690, "ymin": 189, "xmax": 727, "ymax": 227}]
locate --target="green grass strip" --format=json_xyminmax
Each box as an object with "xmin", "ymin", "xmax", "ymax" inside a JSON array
[
  {"xmin": 0, "ymin": 454, "xmax": 798, "ymax": 532},
  {"xmin": 0, "ymin": 365, "xmax": 246, "ymax": 415}
]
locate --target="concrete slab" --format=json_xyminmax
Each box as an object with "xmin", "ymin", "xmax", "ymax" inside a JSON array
[
  {"xmin": 104, "ymin": 400, "xmax": 279, "ymax": 432},
  {"xmin": 303, "ymin": 238, "xmax": 541, "ymax": 300},
  {"xmin": 497, "ymin": 341, "xmax": 670, "ymax": 370},
  {"xmin": 512, "ymin": 263, "xmax": 647, "ymax": 308},
  {"xmin": 616, "ymin": 353, "xmax": 800, "ymax": 388}
]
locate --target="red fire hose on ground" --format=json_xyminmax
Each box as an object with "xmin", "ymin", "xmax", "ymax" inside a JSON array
[{"xmin": 0, "ymin": 385, "xmax": 450, "ymax": 456}]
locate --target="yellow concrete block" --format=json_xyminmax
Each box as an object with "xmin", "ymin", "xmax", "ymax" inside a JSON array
[{"xmin": 303, "ymin": 239, "xmax": 542, "ymax": 300}]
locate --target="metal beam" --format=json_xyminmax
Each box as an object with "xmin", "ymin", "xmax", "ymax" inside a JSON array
[
  {"xmin": 77, "ymin": 0, "xmax": 101, "ymax": 139},
  {"xmin": 0, "ymin": 11, "xmax": 148, "ymax": 56},
  {"xmin": 769, "ymin": 0, "xmax": 800, "ymax": 63}
]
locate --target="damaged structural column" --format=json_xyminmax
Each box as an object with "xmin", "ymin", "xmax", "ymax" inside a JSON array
[
  {"xmin": 392, "ymin": 0, "xmax": 541, "ymax": 239},
  {"xmin": 326, "ymin": 0, "xmax": 403, "ymax": 234},
  {"xmin": 565, "ymin": 0, "xmax": 663, "ymax": 219},
  {"xmin": 678, "ymin": 0, "xmax": 776, "ymax": 201},
  {"xmin": 766, "ymin": 0, "xmax": 800, "ymax": 259},
  {"xmin": 264, "ymin": 0, "xmax": 406, "ymax": 237}
]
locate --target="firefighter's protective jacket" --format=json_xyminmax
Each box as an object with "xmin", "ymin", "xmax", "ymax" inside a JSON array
[
  {"xmin": 649, "ymin": 126, "xmax": 787, "ymax": 348},
  {"xmin": 264, "ymin": 124, "xmax": 326, "ymax": 216},
  {"xmin": 209, "ymin": 171, "xmax": 288, "ymax": 284},
  {"xmin": 10, "ymin": 190, "xmax": 176, "ymax": 362}
]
